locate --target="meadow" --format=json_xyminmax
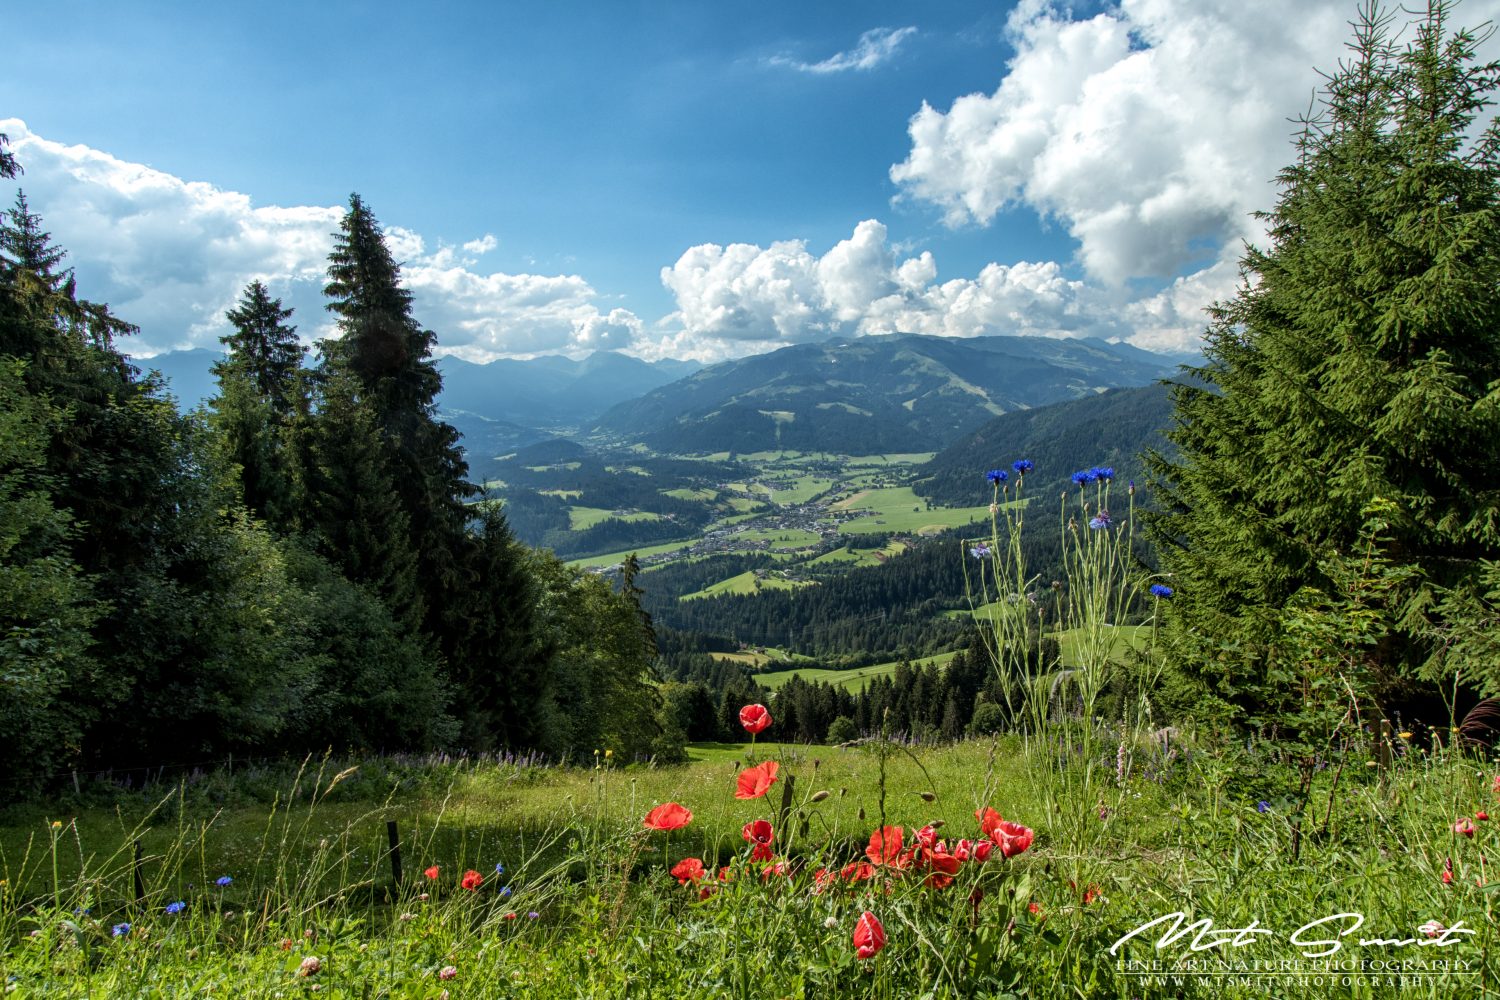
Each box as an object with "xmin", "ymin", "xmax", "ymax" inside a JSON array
[{"xmin": 3, "ymin": 727, "xmax": 1494, "ymax": 998}]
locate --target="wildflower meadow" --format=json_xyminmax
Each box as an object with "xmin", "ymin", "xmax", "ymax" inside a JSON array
[{"xmin": 4, "ymin": 459, "xmax": 1499, "ymax": 999}]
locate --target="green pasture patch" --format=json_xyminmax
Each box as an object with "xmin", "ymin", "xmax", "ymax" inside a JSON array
[
  {"xmin": 525, "ymin": 461, "xmax": 581, "ymax": 472},
  {"xmin": 538, "ymin": 489, "xmax": 581, "ymax": 498},
  {"xmin": 663, "ymin": 488, "xmax": 717, "ymax": 501},
  {"xmin": 735, "ymin": 528, "xmax": 823, "ymax": 549},
  {"xmin": 680, "ymin": 571, "xmax": 816, "ymax": 601},
  {"xmin": 757, "ymin": 650, "xmax": 958, "ymax": 692},
  {"xmin": 567, "ymin": 507, "xmax": 663, "ymax": 531},
  {"xmin": 565, "ymin": 539, "xmax": 695, "ymax": 569},
  {"xmin": 844, "ymin": 452, "xmax": 935, "ymax": 467},
  {"xmin": 832, "ymin": 487, "xmax": 1021, "ymax": 536},
  {"xmin": 808, "ymin": 540, "xmax": 909, "ymax": 567},
  {"xmin": 763, "ymin": 476, "xmax": 833, "ymax": 505}
]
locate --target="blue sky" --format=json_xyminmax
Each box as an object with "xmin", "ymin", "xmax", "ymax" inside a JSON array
[{"xmin": 4, "ymin": 0, "xmax": 1484, "ymax": 361}]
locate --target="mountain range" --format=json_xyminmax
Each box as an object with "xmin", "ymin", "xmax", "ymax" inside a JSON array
[
  {"xmin": 131, "ymin": 334, "xmax": 1189, "ymax": 462},
  {"xmin": 592, "ymin": 334, "xmax": 1181, "ymax": 454}
]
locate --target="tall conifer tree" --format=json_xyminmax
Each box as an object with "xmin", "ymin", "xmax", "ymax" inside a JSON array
[
  {"xmin": 212, "ymin": 281, "xmax": 306, "ymax": 524},
  {"xmin": 314, "ymin": 195, "xmax": 549, "ymax": 749},
  {"xmin": 1149, "ymin": 2, "xmax": 1500, "ymax": 720}
]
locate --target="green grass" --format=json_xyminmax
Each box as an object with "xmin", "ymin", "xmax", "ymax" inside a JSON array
[
  {"xmin": 834, "ymin": 486, "xmax": 994, "ymax": 536},
  {"xmin": 757, "ymin": 651, "xmax": 959, "ymax": 692},
  {"xmin": 662, "ymin": 488, "xmax": 717, "ymax": 501},
  {"xmin": 706, "ymin": 648, "xmax": 814, "ymax": 669},
  {"xmin": 679, "ymin": 571, "xmax": 816, "ymax": 601},
  {"xmin": 734, "ymin": 528, "xmax": 823, "ymax": 549},
  {"xmin": 762, "ymin": 475, "xmax": 833, "ymax": 505},
  {"xmin": 3, "ymin": 735, "xmax": 1495, "ymax": 997},
  {"xmin": 566, "ymin": 506, "xmax": 663, "ymax": 531},
  {"xmin": 808, "ymin": 540, "xmax": 909, "ymax": 567},
  {"xmin": 565, "ymin": 538, "xmax": 696, "ymax": 569}
]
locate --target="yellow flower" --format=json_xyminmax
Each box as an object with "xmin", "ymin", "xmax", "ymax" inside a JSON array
[
  {"xmin": 1399, "ymin": 731, "xmax": 1413, "ymax": 740},
  {"xmin": 605, "ymin": 750, "xmax": 613, "ymax": 759},
  {"xmin": 50, "ymin": 820, "xmax": 62, "ymax": 829}
]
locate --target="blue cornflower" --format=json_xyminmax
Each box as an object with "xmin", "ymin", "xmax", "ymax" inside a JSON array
[
  {"xmin": 215, "ymin": 876, "xmax": 232, "ymax": 887},
  {"xmin": 526, "ymin": 911, "xmax": 539, "ymax": 919},
  {"xmin": 1256, "ymin": 801, "xmax": 1271, "ymax": 814},
  {"xmin": 1071, "ymin": 469, "xmax": 1096, "ymax": 486},
  {"xmin": 495, "ymin": 863, "xmax": 505, "ymax": 876},
  {"xmin": 1149, "ymin": 584, "xmax": 1174, "ymax": 599},
  {"xmin": 986, "ymin": 469, "xmax": 1007, "ymax": 485},
  {"xmin": 111, "ymin": 923, "xmax": 131, "ymax": 937},
  {"xmin": 165, "ymin": 901, "xmax": 186, "ymax": 915},
  {"xmin": 969, "ymin": 542, "xmax": 991, "ymax": 560},
  {"xmin": 1091, "ymin": 466, "xmax": 1115, "ymax": 481},
  {"xmin": 499, "ymin": 886, "xmax": 512, "ymax": 898},
  {"xmin": 1012, "ymin": 459, "xmax": 1034, "ymax": 475},
  {"xmin": 1088, "ymin": 511, "xmax": 1112, "ymax": 530}
]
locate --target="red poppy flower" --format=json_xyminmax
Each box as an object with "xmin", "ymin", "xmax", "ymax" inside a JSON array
[
  {"xmin": 991, "ymin": 820, "xmax": 1034, "ymax": 858},
  {"xmin": 760, "ymin": 860, "xmax": 789, "ymax": 880},
  {"xmin": 739, "ymin": 704, "xmax": 772, "ymax": 735},
  {"xmin": 1028, "ymin": 901, "xmax": 1042, "ymax": 916},
  {"xmin": 424, "ymin": 865, "xmax": 440, "ymax": 881},
  {"xmin": 671, "ymin": 857, "xmax": 706, "ymax": 885},
  {"xmin": 742, "ymin": 819, "xmax": 775, "ymax": 862},
  {"xmin": 866, "ymin": 826, "xmax": 905, "ymax": 867},
  {"xmin": 735, "ymin": 761, "xmax": 780, "ymax": 800},
  {"xmin": 1082, "ymin": 884, "xmax": 1104, "ymax": 905},
  {"xmin": 643, "ymin": 802, "xmax": 694, "ymax": 831},
  {"xmin": 975, "ymin": 806, "xmax": 1003, "ymax": 840},
  {"xmin": 460, "ymin": 869, "xmax": 483, "ymax": 891},
  {"xmin": 840, "ymin": 861, "xmax": 876, "ymax": 882},
  {"xmin": 1479, "ymin": 812, "xmax": 1491, "ymax": 821},
  {"xmin": 971, "ymin": 839, "xmax": 993, "ymax": 862},
  {"xmin": 1455, "ymin": 817, "xmax": 1476, "ymax": 838},
  {"xmin": 853, "ymin": 911, "xmax": 886, "ymax": 960}
]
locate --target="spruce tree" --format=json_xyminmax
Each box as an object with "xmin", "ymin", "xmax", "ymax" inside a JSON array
[
  {"xmin": 212, "ymin": 281, "xmax": 306, "ymax": 524},
  {"xmin": 1149, "ymin": 2, "xmax": 1500, "ymax": 722},
  {"xmin": 314, "ymin": 195, "xmax": 549, "ymax": 749},
  {"xmin": 0, "ymin": 132, "xmax": 17, "ymax": 181},
  {"xmin": 318, "ymin": 194, "xmax": 473, "ymax": 602},
  {"xmin": 220, "ymin": 280, "xmax": 304, "ymax": 412}
]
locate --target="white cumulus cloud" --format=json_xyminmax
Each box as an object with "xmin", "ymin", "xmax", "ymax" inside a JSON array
[
  {"xmin": 769, "ymin": 26, "xmax": 917, "ymax": 74},
  {"xmin": 0, "ymin": 119, "xmax": 642, "ymax": 361},
  {"xmin": 653, "ymin": 218, "xmax": 1125, "ymax": 360},
  {"xmin": 890, "ymin": 0, "xmax": 1356, "ymax": 287}
]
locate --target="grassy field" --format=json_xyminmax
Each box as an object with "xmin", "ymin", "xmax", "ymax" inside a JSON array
[
  {"xmin": 733, "ymin": 527, "xmax": 824, "ymax": 549},
  {"xmin": 757, "ymin": 651, "xmax": 959, "ymax": 692},
  {"xmin": 565, "ymin": 538, "xmax": 696, "ymax": 569},
  {"xmin": 807, "ymin": 540, "xmax": 909, "ymax": 567},
  {"xmin": 3, "ymin": 732, "xmax": 1489, "ymax": 998},
  {"xmin": 680, "ymin": 570, "xmax": 817, "ymax": 601},
  {"xmin": 834, "ymin": 486, "xmax": 993, "ymax": 536},
  {"xmin": 566, "ymin": 506, "xmax": 664, "ymax": 530},
  {"xmin": 706, "ymin": 648, "xmax": 815, "ymax": 669}
]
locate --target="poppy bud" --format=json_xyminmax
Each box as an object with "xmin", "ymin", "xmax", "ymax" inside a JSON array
[
  {"xmin": 857, "ymin": 807, "xmax": 866, "ymax": 821},
  {"xmin": 811, "ymin": 790, "xmax": 830, "ymax": 803},
  {"xmin": 928, "ymin": 819, "xmax": 945, "ymax": 829},
  {"xmin": 918, "ymin": 791, "xmax": 937, "ymax": 803}
]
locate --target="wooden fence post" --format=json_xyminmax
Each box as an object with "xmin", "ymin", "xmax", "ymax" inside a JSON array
[{"xmin": 386, "ymin": 820, "xmax": 403, "ymax": 888}]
